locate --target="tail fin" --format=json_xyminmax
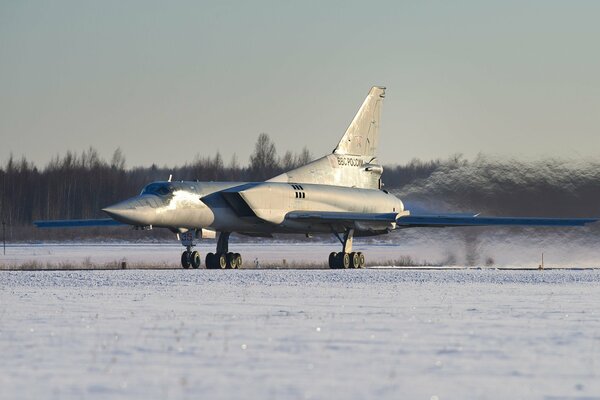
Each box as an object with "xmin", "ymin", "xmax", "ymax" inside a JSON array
[
  {"xmin": 268, "ymin": 86, "xmax": 386, "ymax": 189},
  {"xmin": 334, "ymin": 86, "xmax": 385, "ymax": 157}
]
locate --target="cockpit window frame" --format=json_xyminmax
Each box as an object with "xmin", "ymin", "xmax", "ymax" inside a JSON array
[{"xmin": 140, "ymin": 182, "xmax": 175, "ymax": 196}]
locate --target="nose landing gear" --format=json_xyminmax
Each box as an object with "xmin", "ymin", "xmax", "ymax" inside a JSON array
[
  {"xmin": 181, "ymin": 250, "xmax": 202, "ymax": 269},
  {"xmin": 179, "ymin": 231, "xmax": 202, "ymax": 269}
]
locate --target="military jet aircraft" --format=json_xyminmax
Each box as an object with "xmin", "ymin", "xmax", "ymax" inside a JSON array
[{"xmin": 35, "ymin": 86, "xmax": 598, "ymax": 269}]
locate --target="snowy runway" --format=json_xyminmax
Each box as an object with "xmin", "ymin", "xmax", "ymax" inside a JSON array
[
  {"xmin": 1, "ymin": 269, "xmax": 600, "ymax": 399},
  {"xmin": 2, "ymin": 229, "xmax": 600, "ymax": 269}
]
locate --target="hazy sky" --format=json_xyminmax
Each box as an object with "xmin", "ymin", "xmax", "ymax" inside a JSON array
[{"xmin": 1, "ymin": 1, "xmax": 599, "ymax": 168}]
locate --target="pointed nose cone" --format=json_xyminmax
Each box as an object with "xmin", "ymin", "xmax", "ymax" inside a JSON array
[
  {"xmin": 102, "ymin": 204, "xmax": 127, "ymax": 221},
  {"xmin": 103, "ymin": 197, "xmax": 148, "ymax": 225}
]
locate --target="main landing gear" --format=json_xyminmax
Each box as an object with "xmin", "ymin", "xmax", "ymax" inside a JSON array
[
  {"xmin": 328, "ymin": 228, "xmax": 366, "ymax": 269},
  {"xmin": 179, "ymin": 231, "xmax": 243, "ymax": 269},
  {"xmin": 205, "ymin": 232, "xmax": 242, "ymax": 269}
]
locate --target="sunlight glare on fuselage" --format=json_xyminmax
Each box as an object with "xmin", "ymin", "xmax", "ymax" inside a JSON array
[{"xmin": 155, "ymin": 189, "xmax": 200, "ymax": 214}]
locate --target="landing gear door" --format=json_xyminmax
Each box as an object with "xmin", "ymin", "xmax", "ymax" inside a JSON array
[{"xmin": 179, "ymin": 231, "xmax": 194, "ymax": 247}]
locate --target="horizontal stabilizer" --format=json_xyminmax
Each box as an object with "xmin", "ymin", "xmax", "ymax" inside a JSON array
[
  {"xmin": 34, "ymin": 218, "xmax": 126, "ymax": 228},
  {"xmin": 397, "ymin": 214, "xmax": 598, "ymax": 228}
]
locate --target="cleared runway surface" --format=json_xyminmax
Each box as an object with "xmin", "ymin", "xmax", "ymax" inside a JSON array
[
  {"xmin": 2, "ymin": 231, "xmax": 600, "ymax": 269},
  {"xmin": 1, "ymin": 269, "xmax": 600, "ymax": 399}
]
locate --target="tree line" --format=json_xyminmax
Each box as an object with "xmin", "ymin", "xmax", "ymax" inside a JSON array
[{"xmin": 1, "ymin": 133, "xmax": 599, "ymax": 240}]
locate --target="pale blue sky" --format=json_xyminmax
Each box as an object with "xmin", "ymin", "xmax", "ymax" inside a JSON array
[{"xmin": 1, "ymin": 1, "xmax": 599, "ymax": 167}]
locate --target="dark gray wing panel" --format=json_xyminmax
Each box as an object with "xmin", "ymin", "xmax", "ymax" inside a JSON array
[
  {"xmin": 219, "ymin": 192, "xmax": 257, "ymax": 218},
  {"xmin": 397, "ymin": 214, "xmax": 598, "ymax": 228},
  {"xmin": 286, "ymin": 211, "xmax": 397, "ymax": 225},
  {"xmin": 34, "ymin": 218, "xmax": 125, "ymax": 228}
]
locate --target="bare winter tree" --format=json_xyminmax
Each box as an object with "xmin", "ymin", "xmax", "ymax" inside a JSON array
[
  {"xmin": 249, "ymin": 133, "xmax": 279, "ymax": 180},
  {"xmin": 110, "ymin": 148, "xmax": 126, "ymax": 170},
  {"xmin": 280, "ymin": 150, "xmax": 295, "ymax": 171},
  {"xmin": 280, "ymin": 147, "xmax": 312, "ymax": 171},
  {"xmin": 297, "ymin": 146, "xmax": 312, "ymax": 166}
]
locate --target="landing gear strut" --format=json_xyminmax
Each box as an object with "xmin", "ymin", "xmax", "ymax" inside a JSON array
[
  {"xmin": 179, "ymin": 231, "xmax": 201, "ymax": 269},
  {"xmin": 328, "ymin": 228, "xmax": 366, "ymax": 269},
  {"xmin": 205, "ymin": 232, "xmax": 243, "ymax": 269}
]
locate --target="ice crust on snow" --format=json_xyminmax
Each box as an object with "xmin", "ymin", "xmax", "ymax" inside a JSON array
[{"xmin": 1, "ymin": 269, "xmax": 600, "ymax": 399}]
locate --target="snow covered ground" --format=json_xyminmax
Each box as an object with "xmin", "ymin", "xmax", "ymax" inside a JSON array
[{"xmin": 1, "ymin": 269, "xmax": 600, "ymax": 399}]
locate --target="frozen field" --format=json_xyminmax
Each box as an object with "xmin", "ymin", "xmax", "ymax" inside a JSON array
[{"xmin": 1, "ymin": 269, "xmax": 600, "ymax": 399}]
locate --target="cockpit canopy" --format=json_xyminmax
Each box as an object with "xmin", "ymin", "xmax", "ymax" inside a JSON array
[{"xmin": 140, "ymin": 182, "xmax": 175, "ymax": 196}]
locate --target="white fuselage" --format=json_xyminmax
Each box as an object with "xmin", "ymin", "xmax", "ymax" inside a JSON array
[{"xmin": 104, "ymin": 181, "xmax": 404, "ymax": 236}]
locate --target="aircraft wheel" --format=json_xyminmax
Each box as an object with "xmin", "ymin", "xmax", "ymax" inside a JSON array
[
  {"xmin": 217, "ymin": 253, "xmax": 227, "ymax": 269},
  {"xmin": 329, "ymin": 252, "xmax": 338, "ymax": 269},
  {"xmin": 234, "ymin": 253, "xmax": 242, "ymax": 268},
  {"xmin": 181, "ymin": 251, "xmax": 191, "ymax": 269},
  {"xmin": 338, "ymin": 252, "xmax": 350, "ymax": 269},
  {"xmin": 205, "ymin": 252, "xmax": 215, "ymax": 269},
  {"xmin": 343, "ymin": 252, "xmax": 351, "ymax": 269},
  {"xmin": 191, "ymin": 251, "xmax": 201, "ymax": 269},
  {"xmin": 226, "ymin": 252, "xmax": 236, "ymax": 269},
  {"xmin": 358, "ymin": 252, "xmax": 365, "ymax": 268},
  {"xmin": 350, "ymin": 252, "xmax": 360, "ymax": 268}
]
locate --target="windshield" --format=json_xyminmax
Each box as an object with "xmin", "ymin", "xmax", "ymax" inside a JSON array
[{"xmin": 140, "ymin": 182, "xmax": 175, "ymax": 196}]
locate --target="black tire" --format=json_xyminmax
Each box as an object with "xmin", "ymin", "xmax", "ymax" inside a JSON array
[
  {"xmin": 226, "ymin": 252, "xmax": 236, "ymax": 269},
  {"xmin": 329, "ymin": 252, "xmax": 337, "ymax": 269},
  {"xmin": 234, "ymin": 253, "xmax": 242, "ymax": 269},
  {"xmin": 205, "ymin": 252, "xmax": 215, "ymax": 269},
  {"xmin": 358, "ymin": 252, "xmax": 365, "ymax": 268},
  {"xmin": 350, "ymin": 252, "xmax": 360, "ymax": 269},
  {"xmin": 338, "ymin": 252, "xmax": 350, "ymax": 269},
  {"xmin": 181, "ymin": 251, "xmax": 191, "ymax": 269},
  {"xmin": 218, "ymin": 253, "xmax": 227, "ymax": 269},
  {"xmin": 191, "ymin": 251, "xmax": 201, "ymax": 269}
]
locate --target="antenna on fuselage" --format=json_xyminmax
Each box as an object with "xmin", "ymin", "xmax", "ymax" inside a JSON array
[{"xmin": 168, "ymin": 174, "xmax": 172, "ymax": 182}]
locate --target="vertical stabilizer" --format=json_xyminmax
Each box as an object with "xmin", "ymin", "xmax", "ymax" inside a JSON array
[
  {"xmin": 268, "ymin": 86, "xmax": 386, "ymax": 189},
  {"xmin": 334, "ymin": 86, "xmax": 385, "ymax": 157}
]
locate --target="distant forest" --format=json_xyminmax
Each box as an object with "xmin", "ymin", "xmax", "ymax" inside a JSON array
[{"xmin": 2, "ymin": 133, "xmax": 600, "ymax": 240}]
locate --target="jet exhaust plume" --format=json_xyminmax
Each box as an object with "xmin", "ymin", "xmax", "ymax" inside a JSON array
[
  {"xmin": 388, "ymin": 155, "xmax": 600, "ymax": 266},
  {"xmin": 393, "ymin": 154, "xmax": 600, "ymax": 218}
]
